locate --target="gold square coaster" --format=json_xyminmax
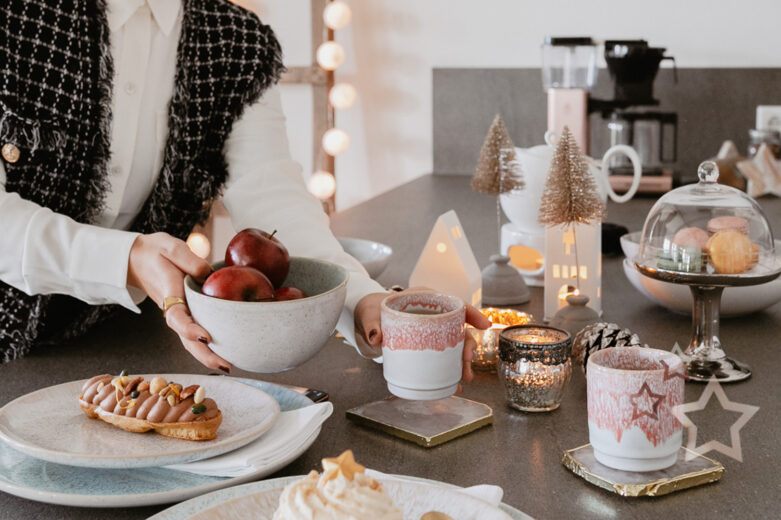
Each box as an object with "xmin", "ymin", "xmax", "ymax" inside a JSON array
[
  {"xmin": 346, "ymin": 396, "xmax": 493, "ymax": 447},
  {"xmin": 562, "ymin": 444, "xmax": 724, "ymax": 497}
]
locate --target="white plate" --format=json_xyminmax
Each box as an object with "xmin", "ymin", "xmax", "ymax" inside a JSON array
[
  {"xmin": 0, "ymin": 374, "xmax": 280, "ymax": 469},
  {"xmin": 0, "ymin": 378, "xmax": 318, "ymax": 507},
  {"xmin": 151, "ymin": 476, "xmax": 531, "ymax": 520},
  {"xmin": 621, "ymin": 233, "xmax": 781, "ymax": 317}
]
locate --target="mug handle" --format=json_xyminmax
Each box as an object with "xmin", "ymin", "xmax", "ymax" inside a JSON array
[
  {"xmin": 544, "ymin": 130, "xmax": 558, "ymax": 148},
  {"xmin": 601, "ymin": 145, "xmax": 642, "ymax": 203}
]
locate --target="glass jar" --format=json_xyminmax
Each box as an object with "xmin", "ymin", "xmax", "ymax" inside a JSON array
[
  {"xmin": 747, "ymin": 129, "xmax": 781, "ymax": 159},
  {"xmin": 468, "ymin": 308, "xmax": 532, "ymax": 372},
  {"xmin": 498, "ymin": 325, "xmax": 572, "ymax": 412}
]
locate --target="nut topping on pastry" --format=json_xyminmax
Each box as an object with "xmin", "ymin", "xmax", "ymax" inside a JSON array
[{"xmin": 78, "ymin": 372, "xmax": 221, "ymax": 441}]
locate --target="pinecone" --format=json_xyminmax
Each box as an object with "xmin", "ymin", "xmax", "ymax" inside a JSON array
[{"xmin": 572, "ymin": 322, "xmax": 646, "ymax": 373}]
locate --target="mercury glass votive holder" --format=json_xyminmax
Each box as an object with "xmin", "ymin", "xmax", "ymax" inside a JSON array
[
  {"xmin": 498, "ymin": 324, "xmax": 572, "ymax": 412},
  {"xmin": 468, "ymin": 308, "xmax": 532, "ymax": 372}
]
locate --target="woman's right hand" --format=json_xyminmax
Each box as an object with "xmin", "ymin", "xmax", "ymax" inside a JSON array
[{"xmin": 126, "ymin": 232, "xmax": 232, "ymax": 372}]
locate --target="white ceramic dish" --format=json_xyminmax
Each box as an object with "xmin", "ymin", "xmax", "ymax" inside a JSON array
[
  {"xmin": 185, "ymin": 257, "xmax": 348, "ymax": 373},
  {"xmin": 338, "ymin": 237, "xmax": 393, "ymax": 279},
  {"xmin": 621, "ymin": 232, "xmax": 781, "ymax": 317},
  {"xmin": 150, "ymin": 476, "xmax": 530, "ymax": 520},
  {"xmin": 0, "ymin": 374, "xmax": 279, "ymax": 469},
  {"xmin": 0, "ymin": 378, "xmax": 319, "ymax": 508}
]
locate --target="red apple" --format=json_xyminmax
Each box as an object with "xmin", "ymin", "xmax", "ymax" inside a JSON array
[
  {"xmin": 275, "ymin": 286, "xmax": 308, "ymax": 301},
  {"xmin": 202, "ymin": 266, "xmax": 275, "ymax": 302},
  {"xmin": 225, "ymin": 229, "xmax": 290, "ymax": 289}
]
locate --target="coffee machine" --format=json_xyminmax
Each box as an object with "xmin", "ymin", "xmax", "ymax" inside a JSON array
[{"xmin": 592, "ymin": 40, "xmax": 678, "ymax": 193}]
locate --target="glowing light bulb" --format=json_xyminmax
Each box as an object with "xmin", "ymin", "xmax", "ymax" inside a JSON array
[
  {"xmin": 322, "ymin": 128, "xmax": 350, "ymax": 156},
  {"xmin": 307, "ymin": 170, "xmax": 336, "ymax": 200},
  {"xmin": 329, "ymin": 83, "xmax": 357, "ymax": 110},
  {"xmin": 436, "ymin": 242, "xmax": 447, "ymax": 253},
  {"xmin": 316, "ymin": 42, "xmax": 345, "ymax": 71},
  {"xmin": 186, "ymin": 232, "xmax": 211, "ymax": 259},
  {"xmin": 323, "ymin": 1, "xmax": 352, "ymax": 30}
]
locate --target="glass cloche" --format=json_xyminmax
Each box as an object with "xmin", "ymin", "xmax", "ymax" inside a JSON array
[
  {"xmin": 636, "ymin": 161, "xmax": 778, "ymax": 280},
  {"xmin": 634, "ymin": 161, "xmax": 781, "ymax": 383}
]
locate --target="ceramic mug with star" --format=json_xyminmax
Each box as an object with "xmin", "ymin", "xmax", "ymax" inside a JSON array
[{"xmin": 587, "ymin": 347, "xmax": 686, "ymax": 471}]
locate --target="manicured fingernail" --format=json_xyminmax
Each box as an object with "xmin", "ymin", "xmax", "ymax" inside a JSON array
[
  {"xmin": 198, "ymin": 337, "xmax": 208, "ymax": 344},
  {"xmin": 219, "ymin": 365, "xmax": 231, "ymax": 374}
]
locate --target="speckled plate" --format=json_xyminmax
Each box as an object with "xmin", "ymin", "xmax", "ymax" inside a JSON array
[
  {"xmin": 150, "ymin": 476, "xmax": 532, "ymax": 520},
  {"xmin": 0, "ymin": 378, "xmax": 319, "ymax": 507},
  {"xmin": 0, "ymin": 374, "xmax": 280, "ymax": 469}
]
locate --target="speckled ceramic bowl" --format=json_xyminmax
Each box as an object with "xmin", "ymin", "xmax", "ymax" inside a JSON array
[
  {"xmin": 185, "ymin": 257, "xmax": 348, "ymax": 373},
  {"xmin": 337, "ymin": 237, "xmax": 393, "ymax": 279}
]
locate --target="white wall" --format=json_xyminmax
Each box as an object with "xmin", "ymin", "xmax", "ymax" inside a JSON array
[{"xmin": 248, "ymin": 1, "xmax": 781, "ymax": 210}]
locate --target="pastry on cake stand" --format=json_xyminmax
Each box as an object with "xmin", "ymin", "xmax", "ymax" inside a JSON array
[{"xmin": 634, "ymin": 161, "xmax": 781, "ymax": 382}]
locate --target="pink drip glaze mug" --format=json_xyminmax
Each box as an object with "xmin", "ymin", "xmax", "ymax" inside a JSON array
[
  {"xmin": 380, "ymin": 291, "xmax": 466, "ymax": 400},
  {"xmin": 587, "ymin": 347, "xmax": 685, "ymax": 471}
]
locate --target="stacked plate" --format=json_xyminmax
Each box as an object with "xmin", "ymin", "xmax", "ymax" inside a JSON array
[
  {"xmin": 0, "ymin": 375, "xmax": 531, "ymax": 519},
  {"xmin": 0, "ymin": 375, "xmax": 317, "ymax": 507}
]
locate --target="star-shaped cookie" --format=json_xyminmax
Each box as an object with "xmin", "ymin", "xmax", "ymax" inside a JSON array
[{"xmin": 322, "ymin": 450, "xmax": 365, "ymax": 482}]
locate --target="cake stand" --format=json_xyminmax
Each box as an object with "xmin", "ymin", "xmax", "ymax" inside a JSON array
[{"xmin": 634, "ymin": 262, "xmax": 781, "ymax": 382}]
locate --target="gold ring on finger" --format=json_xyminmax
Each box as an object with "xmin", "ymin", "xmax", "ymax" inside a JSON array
[{"xmin": 163, "ymin": 296, "xmax": 187, "ymax": 318}]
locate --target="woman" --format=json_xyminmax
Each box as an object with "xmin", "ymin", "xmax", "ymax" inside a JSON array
[{"xmin": 0, "ymin": 0, "xmax": 488, "ymax": 378}]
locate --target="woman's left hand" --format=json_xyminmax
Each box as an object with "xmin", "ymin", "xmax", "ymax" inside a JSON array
[{"xmin": 354, "ymin": 288, "xmax": 491, "ymax": 382}]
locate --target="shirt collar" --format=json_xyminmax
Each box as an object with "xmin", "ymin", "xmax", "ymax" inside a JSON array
[{"xmin": 106, "ymin": 0, "xmax": 181, "ymax": 36}]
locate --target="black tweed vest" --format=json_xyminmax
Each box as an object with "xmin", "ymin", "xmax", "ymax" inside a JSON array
[{"xmin": 0, "ymin": 0, "xmax": 284, "ymax": 361}]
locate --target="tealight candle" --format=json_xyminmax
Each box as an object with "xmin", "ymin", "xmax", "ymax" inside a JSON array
[
  {"xmin": 498, "ymin": 325, "xmax": 572, "ymax": 412},
  {"xmin": 467, "ymin": 308, "xmax": 532, "ymax": 372}
]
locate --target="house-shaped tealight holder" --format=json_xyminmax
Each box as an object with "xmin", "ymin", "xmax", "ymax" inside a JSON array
[
  {"xmin": 409, "ymin": 210, "xmax": 482, "ymax": 308},
  {"xmin": 544, "ymin": 222, "xmax": 602, "ymax": 321}
]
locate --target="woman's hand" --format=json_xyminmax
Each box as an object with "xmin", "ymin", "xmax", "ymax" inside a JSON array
[
  {"xmin": 126, "ymin": 232, "xmax": 232, "ymax": 372},
  {"xmin": 354, "ymin": 287, "xmax": 491, "ymax": 382}
]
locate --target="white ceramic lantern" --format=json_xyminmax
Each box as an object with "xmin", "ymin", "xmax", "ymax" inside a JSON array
[
  {"xmin": 409, "ymin": 210, "xmax": 482, "ymax": 308},
  {"xmin": 544, "ymin": 222, "xmax": 601, "ymax": 321}
]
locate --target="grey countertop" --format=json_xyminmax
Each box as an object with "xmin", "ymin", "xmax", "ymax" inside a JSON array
[{"xmin": 1, "ymin": 175, "xmax": 780, "ymax": 519}]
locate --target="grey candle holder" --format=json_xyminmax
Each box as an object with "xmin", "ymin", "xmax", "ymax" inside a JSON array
[{"xmin": 481, "ymin": 254, "xmax": 530, "ymax": 305}]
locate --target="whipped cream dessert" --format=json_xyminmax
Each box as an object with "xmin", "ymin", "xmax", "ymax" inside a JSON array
[{"xmin": 273, "ymin": 451, "xmax": 402, "ymax": 520}]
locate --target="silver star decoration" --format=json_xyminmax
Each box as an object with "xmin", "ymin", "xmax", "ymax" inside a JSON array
[{"xmin": 672, "ymin": 377, "xmax": 759, "ymax": 462}]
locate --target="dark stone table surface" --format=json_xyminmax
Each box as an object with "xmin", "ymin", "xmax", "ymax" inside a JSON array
[{"xmin": 1, "ymin": 175, "xmax": 779, "ymax": 519}]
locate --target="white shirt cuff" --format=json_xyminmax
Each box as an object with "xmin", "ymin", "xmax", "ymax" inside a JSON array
[
  {"xmin": 336, "ymin": 273, "xmax": 387, "ymax": 358},
  {"xmin": 69, "ymin": 226, "xmax": 142, "ymax": 313}
]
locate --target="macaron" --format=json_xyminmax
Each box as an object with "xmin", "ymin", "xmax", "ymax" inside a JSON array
[
  {"xmin": 672, "ymin": 227, "xmax": 709, "ymax": 250},
  {"xmin": 706, "ymin": 230, "xmax": 755, "ymax": 274},
  {"xmin": 707, "ymin": 216, "xmax": 749, "ymax": 235}
]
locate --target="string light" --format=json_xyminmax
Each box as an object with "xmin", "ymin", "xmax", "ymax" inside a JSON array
[
  {"xmin": 311, "ymin": 1, "xmax": 355, "ymax": 206},
  {"xmin": 186, "ymin": 232, "xmax": 211, "ymax": 259},
  {"xmin": 308, "ymin": 170, "xmax": 337, "ymax": 200},
  {"xmin": 329, "ymin": 83, "xmax": 357, "ymax": 110},
  {"xmin": 316, "ymin": 41, "xmax": 345, "ymax": 71},
  {"xmin": 322, "ymin": 128, "xmax": 350, "ymax": 156},
  {"xmin": 323, "ymin": 1, "xmax": 352, "ymax": 30}
]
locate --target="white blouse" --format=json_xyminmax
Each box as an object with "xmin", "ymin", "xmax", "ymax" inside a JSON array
[{"xmin": 0, "ymin": 0, "xmax": 383, "ymax": 352}]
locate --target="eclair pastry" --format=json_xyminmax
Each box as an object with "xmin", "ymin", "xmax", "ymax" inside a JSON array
[{"xmin": 78, "ymin": 372, "xmax": 222, "ymax": 440}]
